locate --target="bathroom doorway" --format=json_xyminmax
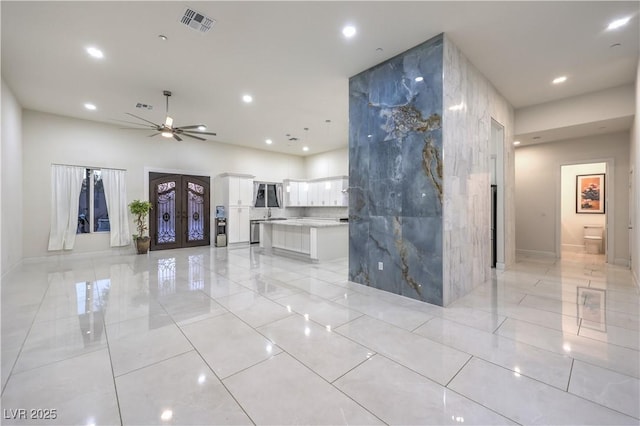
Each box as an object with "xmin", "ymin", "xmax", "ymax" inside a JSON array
[{"xmin": 559, "ymin": 162, "xmax": 607, "ymax": 263}]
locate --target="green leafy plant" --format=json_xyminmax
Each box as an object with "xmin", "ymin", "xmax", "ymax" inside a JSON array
[{"xmin": 129, "ymin": 200, "xmax": 153, "ymax": 239}]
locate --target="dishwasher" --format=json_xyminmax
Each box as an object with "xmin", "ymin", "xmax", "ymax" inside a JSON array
[{"xmin": 250, "ymin": 220, "xmax": 261, "ymax": 244}]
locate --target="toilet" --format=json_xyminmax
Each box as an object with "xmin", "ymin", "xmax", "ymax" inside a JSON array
[{"xmin": 583, "ymin": 225, "xmax": 603, "ymax": 254}]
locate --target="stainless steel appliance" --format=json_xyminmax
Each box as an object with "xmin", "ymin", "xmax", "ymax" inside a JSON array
[{"xmin": 250, "ymin": 220, "xmax": 261, "ymax": 244}]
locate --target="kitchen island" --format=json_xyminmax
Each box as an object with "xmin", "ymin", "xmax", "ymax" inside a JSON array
[{"xmin": 259, "ymin": 219, "xmax": 348, "ymax": 261}]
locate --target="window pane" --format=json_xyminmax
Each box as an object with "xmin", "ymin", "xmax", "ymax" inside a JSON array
[
  {"xmin": 267, "ymin": 184, "xmax": 280, "ymax": 207},
  {"xmin": 93, "ymin": 170, "xmax": 110, "ymax": 232},
  {"xmin": 77, "ymin": 169, "xmax": 90, "ymax": 234},
  {"xmin": 255, "ymin": 184, "xmax": 266, "ymax": 207}
]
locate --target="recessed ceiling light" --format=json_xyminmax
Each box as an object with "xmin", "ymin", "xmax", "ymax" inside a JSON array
[
  {"xmin": 342, "ymin": 25, "xmax": 356, "ymax": 38},
  {"xmin": 242, "ymin": 94, "xmax": 253, "ymax": 103},
  {"xmin": 302, "ymin": 146, "xmax": 309, "ymax": 152},
  {"xmin": 265, "ymin": 139, "xmax": 273, "ymax": 145},
  {"xmin": 552, "ymin": 76, "xmax": 567, "ymax": 84},
  {"xmin": 513, "ymin": 141, "xmax": 521, "ymax": 146},
  {"xmin": 84, "ymin": 103, "xmax": 97, "ymax": 110},
  {"xmin": 197, "ymin": 125, "xmax": 206, "ymax": 131},
  {"xmin": 158, "ymin": 35, "xmax": 168, "ymax": 41},
  {"xmin": 607, "ymin": 17, "xmax": 631, "ymax": 31},
  {"xmin": 367, "ymin": 134, "xmax": 372, "ymax": 138},
  {"xmin": 86, "ymin": 47, "xmax": 103, "ymax": 59},
  {"xmin": 415, "ymin": 76, "xmax": 424, "ymax": 82},
  {"xmin": 610, "ymin": 43, "xmax": 622, "ymax": 48}
]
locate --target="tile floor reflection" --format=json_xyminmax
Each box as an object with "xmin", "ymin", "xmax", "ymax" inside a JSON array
[{"xmin": 1, "ymin": 247, "xmax": 638, "ymax": 425}]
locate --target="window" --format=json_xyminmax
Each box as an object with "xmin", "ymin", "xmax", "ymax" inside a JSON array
[
  {"xmin": 254, "ymin": 183, "xmax": 281, "ymax": 208},
  {"xmin": 77, "ymin": 169, "xmax": 110, "ymax": 233}
]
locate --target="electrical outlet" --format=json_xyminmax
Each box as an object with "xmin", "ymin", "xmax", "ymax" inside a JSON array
[{"xmin": 378, "ymin": 262, "xmax": 383, "ymax": 271}]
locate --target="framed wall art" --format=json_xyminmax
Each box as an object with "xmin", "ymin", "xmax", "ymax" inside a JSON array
[{"xmin": 576, "ymin": 174, "xmax": 605, "ymax": 214}]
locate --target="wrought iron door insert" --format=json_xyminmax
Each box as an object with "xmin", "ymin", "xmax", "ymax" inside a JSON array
[{"xmin": 149, "ymin": 173, "xmax": 210, "ymax": 250}]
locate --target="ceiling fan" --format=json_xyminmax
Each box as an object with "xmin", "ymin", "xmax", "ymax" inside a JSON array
[{"xmin": 119, "ymin": 90, "xmax": 217, "ymax": 141}]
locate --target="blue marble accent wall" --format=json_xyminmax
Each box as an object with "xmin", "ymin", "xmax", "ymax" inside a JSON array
[{"xmin": 349, "ymin": 34, "xmax": 444, "ymax": 305}]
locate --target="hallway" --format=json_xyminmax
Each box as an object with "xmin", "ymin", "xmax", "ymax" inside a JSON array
[{"xmin": 1, "ymin": 247, "xmax": 638, "ymax": 425}]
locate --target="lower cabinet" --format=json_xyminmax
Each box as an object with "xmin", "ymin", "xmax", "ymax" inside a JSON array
[
  {"xmin": 272, "ymin": 224, "xmax": 310, "ymax": 254},
  {"xmin": 228, "ymin": 206, "xmax": 250, "ymax": 243}
]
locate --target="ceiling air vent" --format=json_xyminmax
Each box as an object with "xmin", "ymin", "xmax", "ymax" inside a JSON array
[
  {"xmin": 136, "ymin": 103, "xmax": 153, "ymax": 110},
  {"xmin": 179, "ymin": 8, "xmax": 215, "ymax": 34}
]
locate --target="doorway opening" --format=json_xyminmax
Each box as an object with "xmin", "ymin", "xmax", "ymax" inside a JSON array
[
  {"xmin": 149, "ymin": 172, "xmax": 210, "ymax": 250},
  {"xmin": 560, "ymin": 163, "xmax": 607, "ymax": 263}
]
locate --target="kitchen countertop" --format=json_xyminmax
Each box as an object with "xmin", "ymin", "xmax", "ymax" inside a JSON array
[{"xmin": 258, "ymin": 218, "xmax": 348, "ymax": 228}]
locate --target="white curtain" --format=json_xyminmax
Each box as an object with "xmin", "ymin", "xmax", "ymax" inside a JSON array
[
  {"xmin": 101, "ymin": 169, "xmax": 131, "ymax": 247},
  {"xmin": 275, "ymin": 183, "xmax": 283, "ymax": 208},
  {"xmin": 48, "ymin": 165, "xmax": 85, "ymax": 251}
]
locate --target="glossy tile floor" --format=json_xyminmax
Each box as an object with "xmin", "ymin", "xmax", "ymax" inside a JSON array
[{"xmin": 1, "ymin": 247, "xmax": 639, "ymax": 425}]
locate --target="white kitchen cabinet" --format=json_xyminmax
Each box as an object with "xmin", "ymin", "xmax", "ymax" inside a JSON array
[
  {"xmin": 261, "ymin": 220, "xmax": 347, "ymax": 260},
  {"xmin": 299, "ymin": 182, "xmax": 309, "ymax": 206},
  {"xmin": 214, "ymin": 173, "xmax": 254, "ymax": 244},
  {"xmin": 328, "ymin": 177, "xmax": 348, "ymax": 206},
  {"xmin": 285, "ymin": 180, "xmax": 308, "ymax": 207},
  {"xmin": 228, "ymin": 175, "xmax": 254, "ymax": 206},
  {"xmin": 285, "ymin": 181, "xmax": 297, "ymax": 207},
  {"xmin": 283, "ymin": 176, "xmax": 348, "ymax": 208},
  {"xmin": 308, "ymin": 182, "xmax": 320, "ymax": 206},
  {"xmin": 228, "ymin": 206, "xmax": 250, "ymax": 243}
]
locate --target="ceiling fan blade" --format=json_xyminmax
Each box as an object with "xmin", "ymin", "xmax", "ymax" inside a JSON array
[
  {"xmin": 125, "ymin": 112, "xmax": 161, "ymax": 127},
  {"xmin": 176, "ymin": 124, "xmax": 206, "ymax": 130},
  {"xmin": 181, "ymin": 130, "xmax": 217, "ymax": 136},
  {"xmin": 148, "ymin": 133, "xmax": 161, "ymax": 137},
  {"xmin": 180, "ymin": 133, "xmax": 206, "ymax": 141},
  {"xmin": 111, "ymin": 118, "xmax": 158, "ymax": 128},
  {"xmin": 173, "ymin": 134, "xmax": 183, "ymax": 142},
  {"xmin": 119, "ymin": 127, "xmax": 157, "ymax": 130}
]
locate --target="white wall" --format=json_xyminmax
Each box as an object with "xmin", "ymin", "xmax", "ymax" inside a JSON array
[
  {"xmin": 442, "ymin": 35, "xmax": 515, "ymax": 305},
  {"xmin": 560, "ymin": 163, "xmax": 606, "ymax": 250},
  {"xmin": 516, "ymin": 132, "xmax": 630, "ymax": 263},
  {"xmin": 1, "ymin": 79, "xmax": 23, "ymax": 274},
  {"xmin": 22, "ymin": 110, "xmax": 305, "ymax": 259},
  {"xmin": 632, "ymin": 58, "xmax": 639, "ymax": 286},
  {"xmin": 515, "ymin": 85, "xmax": 635, "ymax": 136},
  {"xmin": 304, "ymin": 147, "xmax": 348, "ymax": 180}
]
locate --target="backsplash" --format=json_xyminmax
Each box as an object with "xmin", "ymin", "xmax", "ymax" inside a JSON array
[
  {"xmin": 303, "ymin": 207, "xmax": 348, "ymax": 218},
  {"xmin": 249, "ymin": 206, "xmax": 348, "ymax": 220},
  {"xmin": 249, "ymin": 207, "xmax": 303, "ymax": 220}
]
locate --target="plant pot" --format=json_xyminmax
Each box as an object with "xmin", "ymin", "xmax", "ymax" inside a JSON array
[{"xmin": 135, "ymin": 236, "xmax": 151, "ymax": 254}]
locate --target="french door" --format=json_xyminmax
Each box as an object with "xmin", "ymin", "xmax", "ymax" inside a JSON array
[{"xmin": 149, "ymin": 173, "xmax": 210, "ymax": 250}]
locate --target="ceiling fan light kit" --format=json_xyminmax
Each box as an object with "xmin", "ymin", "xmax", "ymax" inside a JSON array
[{"xmin": 121, "ymin": 90, "xmax": 217, "ymax": 142}]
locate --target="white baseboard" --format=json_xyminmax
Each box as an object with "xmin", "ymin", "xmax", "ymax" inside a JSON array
[
  {"xmin": 561, "ymin": 244, "xmax": 585, "ymax": 253},
  {"xmin": 22, "ymin": 246, "xmax": 136, "ymax": 264},
  {"xmin": 633, "ymin": 270, "xmax": 639, "ymax": 290},
  {"xmin": 613, "ymin": 258, "xmax": 630, "ymax": 268},
  {"xmin": 1, "ymin": 258, "xmax": 24, "ymax": 279},
  {"xmin": 516, "ymin": 249, "xmax": 557, "ymax": 258}
]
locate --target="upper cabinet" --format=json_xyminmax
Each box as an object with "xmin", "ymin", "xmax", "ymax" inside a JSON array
[
  {"xmin": 214, "ymin": 173, "xmax": 255, "ymax": 207},
  {"xmin": 284, "ymin": 176, "xmax": 348, "ymax": 207}
]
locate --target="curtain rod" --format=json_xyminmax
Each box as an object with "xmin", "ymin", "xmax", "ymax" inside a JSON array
[{"xmin": 51, "ymin": 163, "xmax": 127, "ymax": 172}]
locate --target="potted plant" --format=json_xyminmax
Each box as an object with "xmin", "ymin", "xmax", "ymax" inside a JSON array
[{"xmin": 129, "ymin": 199, "xmax": 153, "ymax": 254}]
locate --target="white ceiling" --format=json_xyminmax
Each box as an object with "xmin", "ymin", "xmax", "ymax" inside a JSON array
[{"xmin": 2, "ymin": 1, "xmax": 638, "ymax": 155}]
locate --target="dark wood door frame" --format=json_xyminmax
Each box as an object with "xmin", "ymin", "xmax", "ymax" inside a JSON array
[{"xmin": 149, "ymin": 173, "xmax": 210, "ymax": 251}]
